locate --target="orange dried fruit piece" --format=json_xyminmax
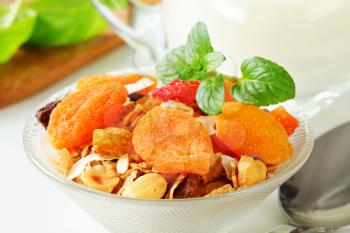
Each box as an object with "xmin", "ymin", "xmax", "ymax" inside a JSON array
[
  {"xmin": 48, "ymin": 83, "xmax": 128, "ymax": 149},
  {"xmin": 270, "ymin": 106, "xmax": 300, "ymax": 136},
  {"xmin": 216, "ymin": 102, "xmax": 293, "ymax": 165},
  {"xmin": 76, "ymin": 73, "xmax": 157, "ymax": 95},
  {"xmin": 132, "ymin": 106, "xmax": 213, "ymax": 175}
]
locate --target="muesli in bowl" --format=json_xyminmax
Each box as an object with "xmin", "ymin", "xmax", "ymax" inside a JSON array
[{"xmin": 24, "ymin": 22, "xmax": 313, "ymax": 232}]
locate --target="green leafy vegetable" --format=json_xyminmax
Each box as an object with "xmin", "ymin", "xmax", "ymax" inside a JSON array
[
  {"xmin": 28, "ymin": 0, "xmax": 108, "ymax": 46},
  {"xmin": 196, "ymin": 74, "xmax": 224, "ymax": 115},
  {"xmin": 0, "ymin": 1, "xmax": 37, "ymax": 64},
  {"xmin": 231, "ymin": 57, "xmax": 295, "ymax": 106},
  {"xmin": 156, "ymin": 21, "xmax": 296, "ymax": 115}
]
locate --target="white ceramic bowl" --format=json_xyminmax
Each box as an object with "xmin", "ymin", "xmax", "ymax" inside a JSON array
[{"xmin": 23, "ymin": 68, "xmax": 314, "ymax": 233}]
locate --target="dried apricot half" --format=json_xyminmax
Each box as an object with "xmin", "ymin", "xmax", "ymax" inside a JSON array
[
  {"xmin": 48, "ymin": 83, "xmax": 128, "ymax": 149},
  {"xmin": 270, "ymin": 106, "xmax": 299, "ymax": 136},
  {"xmin": 216, "ymin": 102, "xmax": 293, "ymax": 165},
  {"xmin": 76, "ymin": 73, "xmax": 157, "ymax": 95},
  {"xmin": 132, "ymin": 106, "xmax": 213, "ymax": 175}
]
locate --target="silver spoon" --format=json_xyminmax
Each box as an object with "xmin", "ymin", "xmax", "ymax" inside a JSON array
[{"xmin": 267, "ymin": 122, "xmax": 350, "ymax": 233}]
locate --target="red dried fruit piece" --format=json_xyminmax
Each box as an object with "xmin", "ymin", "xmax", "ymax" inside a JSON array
[
  {"xmin": 270, "ymin": 106, "xmax": 300, "ymax": 136},
  {"xmin": 48, "ymin": 83, "xmax": 128, "ymax": 149},
  {"xmin": 216, "ymin": 102, "xmax": 293, "ymax": 165},
  {"xmin": 152, "ymin": 79, "xmax": 200, "ymax": 104},
  {"xmin": 132, "ymin": 106, "xmax": 213, "ymax": 175}
]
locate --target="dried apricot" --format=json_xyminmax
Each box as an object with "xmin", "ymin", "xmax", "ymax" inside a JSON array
[
  {"xmin": 270, "ymin": 106, "xmax": 299, "ymax": 136},
  {"xmin": 132, "ymin": 106, "xmax": 213, "ymax": 175},
  {"xmin": 48, "ymin": 83, "xmax": 128, "ymax": 149},
  {"xmin": 216, "ymin": 102, "xmax": 293, "ymax": 165},
  {"xmin": 76, "ymin": 74, "xmax": 157, "ymax": 95}
]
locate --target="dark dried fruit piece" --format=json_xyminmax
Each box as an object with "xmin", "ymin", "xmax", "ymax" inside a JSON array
[
  {"xmin": 36, "ymin": 100, "xmax": 61, "ymax": 129},
  {"xmin": 173, "ymin": 174, "xmax": 230, "ymax": 198},
  {"xmin": 128, "ymin": 92, "xmax": 145, "ymax": 102},
  {"xmin": 173, "ymin": 174, "xmax": 202, "ymax": 198}
]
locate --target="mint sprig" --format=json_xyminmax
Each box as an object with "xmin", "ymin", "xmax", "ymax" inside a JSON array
[
  {"xmin": 156, "ymin": 22, "xmax": 296, "ymax": 115},
  {"xmin": 156, "ymin": 22, "xmax": 226, "ymax": 84},
  {"xmin": 231, "ymin": 57, "xmax": 295, "ymax": 106}
]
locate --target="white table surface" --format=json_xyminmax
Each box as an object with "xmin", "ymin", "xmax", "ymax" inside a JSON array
[{"xmin": 1, "ymin": 46, "xmax": 349, "ymax": 233}]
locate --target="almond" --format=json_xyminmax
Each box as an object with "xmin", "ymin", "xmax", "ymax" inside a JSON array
[{"xmin": 122, "ymin": 173, "xmax": 167, "ymax": 199}]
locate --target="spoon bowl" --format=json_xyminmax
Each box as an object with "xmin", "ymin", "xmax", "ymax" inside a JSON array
[{"xmin": 269, "ymin": 122, "xmax": 350, "ymax": 233}]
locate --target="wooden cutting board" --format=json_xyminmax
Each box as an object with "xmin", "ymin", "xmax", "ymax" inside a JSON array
[{"xmin": 0, "ymin": 33, "xmax": 124, "ymax": 108}]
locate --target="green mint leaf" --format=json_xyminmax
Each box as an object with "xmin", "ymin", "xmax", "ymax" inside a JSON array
[
  {"xmin": 196, "ymin": 74, "xmax": 224, "ymax": 115},
  {"xmin": 231, "ymin": 56, "xmax": 295, "ymax": 106},
  {"xmin": 185, "ymin": 21, "xmax": 213, "ymax": 64},
  {"xmin": 0, "ymin": 6, "xmax": 37, "ymax": 64},
  {"xmin": 28, "ymin": 0, "xmax": 107, "ymax": 46},
  {"xmin": 205, "ymin": 52, "xmax": 226, "ymax": 72},
  {"xmin": 155, "ymin": 46, "xmax": 188, "ymax": 83},
  {"xmin": 179, "ymin": 68, "xmax": 207, "ymax": 81}
]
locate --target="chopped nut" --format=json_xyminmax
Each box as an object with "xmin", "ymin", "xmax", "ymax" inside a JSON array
[
  {"xmin": 205, "ymin": 184, "xmax": 234, "ymax": 197},
  {"xmin": 80, "ymin": 166, "xmax": 120, "ymax": 193},
  {"xmin": 55, "ymin": 148, "xmax": 74, "ymax": 176},
  {"xmin": 202, "ymin": 178, "xmax": 229, "ymax": 195},
  {"xmin": 161, "ymin": 100, "xmax": 194, "ymax": 115},
  {"xmin": 117, "ymin": 170, "xmax": 139, "ymax": 195},
  {"xmin": 130, "ymin": 162, "xmax": 153, "ymax": 173},
  {"xmin": 93, "ymin": 127, "xmax": 132, "ymax": 158},
  {"xmin": 238, "ymin": 156, "xmax": 267, "ymax": 187},
  {"xmin": 221, "ymin": 154, "xmax": 238, "ymax": 181},
  {"xmin": 122, "ymin": 173, "xmax": 168, "ymax": 199},
  {"xmin": 81, "ymin": 144, "xmax": 92, "ymax": 158},
  {"xmin": 231, "ymin": 160, "xmax": 239, "ymax": 189},
  {"xmin": 117, "ymin": 155, "xmax": 129, "ymax": 175},
  {"xmin": 102, "ymin": 161, "xmax": 118, "ymax": 178}
]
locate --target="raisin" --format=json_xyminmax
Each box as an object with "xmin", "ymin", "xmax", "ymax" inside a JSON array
[
  {"xmin": 36, "ymin": 100, "xmax": 61, "ymax": 129},
  {"xmin": 128, "ymin": 92, "xmax": 145, "ymax": 102}
]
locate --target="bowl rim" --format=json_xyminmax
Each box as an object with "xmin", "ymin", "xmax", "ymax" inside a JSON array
[{"xmin": 23, "ymin": 66, "xmax": 314, "ymax": 206}]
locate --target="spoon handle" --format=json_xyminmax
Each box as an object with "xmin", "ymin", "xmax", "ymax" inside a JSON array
[
  {"xmin": 265, "ymin": 224, "xmax": 312, "ymax": 233},
  {"xmin": 296, "ymin": 78, "xmax": 350, "ymax": 118}
]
